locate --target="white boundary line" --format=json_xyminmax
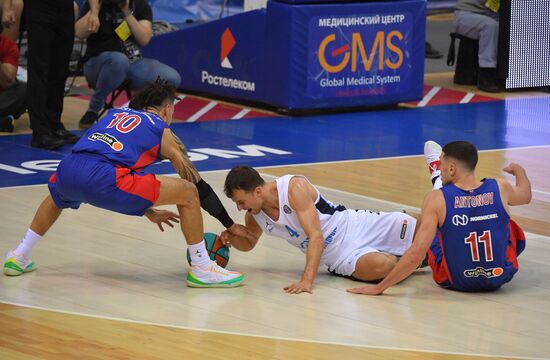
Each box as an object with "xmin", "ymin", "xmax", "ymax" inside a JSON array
[
  {"xmin": 187, "ymin": 101, "xmax": 218, "ymax": 122},
  {"xmin": 417, "ymin": 86, "xmax": 440, "ymax": 107},
  {"xmin": 1, "ymin": 144, "xmax": 550, "ymax": 191},
  {"xmin": 232, "ymin": 108, "xmax": 251, "ymax": 119},
  {"xmin": 0, "ymin": 300, "xmax": 545, "ymax": 360},
  {"xmin": 459, "ymin": 92, "xmax": 476, "ymax": 104}
]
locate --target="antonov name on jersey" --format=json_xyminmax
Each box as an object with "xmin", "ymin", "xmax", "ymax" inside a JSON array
[
  {"xmin": 454, "ymin": 192, "xmax": 494, "ymax": 208},
  {"xmin": 0, "ymin": 144, "xmax": 291, "ymax": 175}
]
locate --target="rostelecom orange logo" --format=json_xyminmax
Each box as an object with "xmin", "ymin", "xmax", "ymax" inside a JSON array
[{"xmin": 221, "ymin": 28, "xmax": 236, "ymax": 69}]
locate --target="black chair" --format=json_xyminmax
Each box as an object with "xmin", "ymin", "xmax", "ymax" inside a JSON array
[
  {"xmin": 447, "ymin": 32, "xmax": 479, "ymax": 86},
  {"xmin": 98, "ymin": 79, "xmax": 133, "ymax": 117}
]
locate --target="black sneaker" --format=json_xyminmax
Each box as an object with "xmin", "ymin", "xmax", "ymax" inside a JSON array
[
  {"xmin": 425, "ymin": 42, "xmax": 443, "ymax": 59},
  {"xmin": 31, "ymin": 133, "xmax": 65, "ymax": 150},
  {"xmin": 477, "ymin": 67, "xmax": 502, "ymax": 93},
  {"xmin": 0, "ymin": 115, "xmax": 15, "ymax": 133},
  {"xmin": 78, "ymin": 111, "xmax": 99, "ymax": 129},
  {"xmin": 54, "ymin": 128, "xmax": 80, "ymax": 144}
]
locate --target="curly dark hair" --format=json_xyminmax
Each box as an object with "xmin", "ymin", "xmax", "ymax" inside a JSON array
[{"xmin": 128, "ymin": 80, "xmax": 177, "ymax": 111}]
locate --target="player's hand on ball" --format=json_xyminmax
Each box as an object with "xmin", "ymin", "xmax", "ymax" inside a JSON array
[
  {"xmin": 145, "ymin": 208, "xmax": 180, "ymax": 232},
  {"xmin": 346, "ymin": 284, "xmax": 384, "ymax": 295},
  {"xmin": 219, "ymin": 230, "xmax": 232, "ymax": 247},
  {"xmin": 227, "ymin": 224, "xmax": 256, "ymax": 241},
  {"xmin": 284, "ymin": 280, "xmax": 313, "ymax": 294}
]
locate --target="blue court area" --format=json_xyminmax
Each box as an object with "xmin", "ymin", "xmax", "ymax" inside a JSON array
[{"xmin": 0, "ymin": 97, "xmax": 549, "ymax": 188}]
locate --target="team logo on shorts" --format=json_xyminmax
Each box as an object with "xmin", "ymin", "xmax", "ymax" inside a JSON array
[
  {"xmin": 400, "ymin": 219, "xmax": 408, "ymax": 239},
  {"xmin": 464, "ymin": 267, "xmax": 504, "ymax": 278},
  {"xmin": 88, "ymin": 132, "xmax": 124, "ymax": 151},
  {"xmin": 283, "ymin": 205, "xmax": 292, "ymax": 214}
]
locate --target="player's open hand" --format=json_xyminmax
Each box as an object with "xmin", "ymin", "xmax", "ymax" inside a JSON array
[
  {"xmin": 284, "ymin": 280, "xmax": 313, "ymax": 294},
  {"xmin": 145, "ymin": 208, "xmax": 180, "ymax": 232},
  {"xmin": 346, "ymin": 284, "xmax": 384, "ymax": 296}
]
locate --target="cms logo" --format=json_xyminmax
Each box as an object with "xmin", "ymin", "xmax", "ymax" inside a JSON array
[
  {"xmin": 221, "ymin": 28, "xmax": 236, "ymax": 69},
  {"xmin": 318, "ymin": 31, "xmax": 404, "ymax": 73},
  {"xmin": 452, "ymin": 214, "xmax": 469, "ymax": 226}
]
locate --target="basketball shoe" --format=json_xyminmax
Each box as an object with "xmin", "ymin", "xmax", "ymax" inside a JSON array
[
  {"xmin": 424, "ymin": 140, "xmax": 442, "ymax": 185},
  {"xmin": 187, "ymin": 260, "xmax": 244, "ymax": 288},
  {"xmin": 4, "ymin": 250, "xmax": 37, "ymax": 276}
]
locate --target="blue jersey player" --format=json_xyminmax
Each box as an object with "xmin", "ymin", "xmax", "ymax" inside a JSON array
[
  {"xmin": 3, "ymin": 82, "xmax": 244, "ymax": 288},
  {"xmin": 349, "ymin": 140, "xmax": 531, "ymax": 295}
]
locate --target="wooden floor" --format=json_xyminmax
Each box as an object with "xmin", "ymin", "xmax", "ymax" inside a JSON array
[{"xmin": 1, "ymin": 75, "xmax": 550, "ymax": 359}]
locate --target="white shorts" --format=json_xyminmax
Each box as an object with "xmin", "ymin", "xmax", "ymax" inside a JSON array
[{"xmin": 328, "ymin": 211, "xmax": 416, "ymax": 276}]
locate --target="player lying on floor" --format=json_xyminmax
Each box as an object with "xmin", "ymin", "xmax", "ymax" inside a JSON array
[
  {"xmin": 348, "ymin": 140, "xmax": 531, "ymax": 295},
  {"xmin": 221, "ymin": 165, "xmax": 426, "ymax": 294}
]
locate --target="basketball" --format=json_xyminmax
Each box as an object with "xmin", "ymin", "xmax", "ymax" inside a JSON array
[{"xmin": 186, "ymin": 232, "xmax": 230, "ymax": 268}]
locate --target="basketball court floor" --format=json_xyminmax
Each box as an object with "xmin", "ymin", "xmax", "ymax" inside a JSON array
[{"xmin": 1, "ymin": 76, "xmax": 550, "ymax": 359}]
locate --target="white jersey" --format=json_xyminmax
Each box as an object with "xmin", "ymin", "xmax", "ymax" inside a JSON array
[{"xmin": 251, "ymin": 175, "xmax": 416, "ymax": 274}]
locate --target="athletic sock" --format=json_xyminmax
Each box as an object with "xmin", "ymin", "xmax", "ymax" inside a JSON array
[
  {"xmin": 187, "ymin": 240, "xmax": 211, "ymax": 268},
  {"xmin": 14, "ymin": 229, "xmax": 42, "ymax": 258}
]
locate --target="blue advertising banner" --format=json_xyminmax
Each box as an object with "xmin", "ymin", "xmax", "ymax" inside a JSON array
[
  {"xmin": 307, "ymin": 12, "xmax": 414, "ymax": 99},
  {"xmin": 144, "ymin": 0, "xmax": 425, "ymax": 111}
]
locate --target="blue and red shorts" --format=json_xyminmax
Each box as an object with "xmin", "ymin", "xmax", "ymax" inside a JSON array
[
  {"xmin": 48, "ymin": 153, "xmax": 160, "ymax": 216},
  {"xmin": 427, "ymin": 220, "xmax": 526, "ymax": 291}
]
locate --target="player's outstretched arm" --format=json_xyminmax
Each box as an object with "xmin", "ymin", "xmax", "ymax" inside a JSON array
[
  {"xmin": 220, "ymin": 211, "xmax": 261, "ymax": 251},
  {"xmin": 348, "ymin": 190, "xmax": 442, "ymax": 295},
  {"xmin": 284, "ymin": 178, "xmax": 324, "ymax": 294},
  {"xmin": 501, "ymin": 163, "xmax": 532, "ymax": 206}
]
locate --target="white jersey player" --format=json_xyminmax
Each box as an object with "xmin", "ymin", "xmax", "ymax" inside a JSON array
[{"xmin": 222, "ymin": 166, "xmax": 418, "ymax": 294}]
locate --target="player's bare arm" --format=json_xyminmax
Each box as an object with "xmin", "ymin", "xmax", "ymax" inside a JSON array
[
  {"xmin": 220, "ymin": 212, "xmax": 262, "ymax": 251},
  {"xmin": 160, "ymin": 129, "xmax": 188, "ymax": 177},
  {"xmin": 348, "ymin": 190, "xmax": 443, "ymax": 295},
  {"xmin": 284, "ymin": 177, "xmax": 324, "ymax": 294},
  {"xmin": 499, "ymin": 163, "xmax": 532, "ymax": 206}
]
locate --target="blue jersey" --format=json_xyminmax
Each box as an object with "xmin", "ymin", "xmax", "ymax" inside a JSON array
[
  {"xmin": 72, "ymin": 108, "xmax": 168, "ymax": 170},
  {"xmin": 431, "ymin": 179, "xmax": 523, "ymax": 291}
]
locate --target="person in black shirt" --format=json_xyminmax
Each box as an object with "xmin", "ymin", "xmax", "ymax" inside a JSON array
[{"xmin": 76, "ymin": 0, "xmax": 181, "ymax": 129}]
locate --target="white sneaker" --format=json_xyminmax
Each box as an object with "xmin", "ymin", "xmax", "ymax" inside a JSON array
[
  {"xmin": 4, "ymin": 250, "xmax": 37, "ymax": 276},
  {"xmin": 186, "ymin": 260, "xmax": 244, "ymax": 288},
  {"xmin": 424, "ymin": 140, "xmax": 442, "ymax": 182}
]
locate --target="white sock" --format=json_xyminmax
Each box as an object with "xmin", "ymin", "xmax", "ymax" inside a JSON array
[
  {"xmin": 14, "ymin": 229, "xmax": 42, "ymax": 258},
  {"xmin": 187, "ymin": 240, "xmax": 211, "ymax": 267},
  {"xmin": 432, "ymin": 175, "xmax": 442, "ymax": 190}
]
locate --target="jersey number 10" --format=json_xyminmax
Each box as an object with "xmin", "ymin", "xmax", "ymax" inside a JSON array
[{"xmin": 464, "ymin": 231, "xmax": 493, "ymax": 262}]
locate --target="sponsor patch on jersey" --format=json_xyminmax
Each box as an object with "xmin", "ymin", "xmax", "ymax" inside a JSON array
[
  {"xmin": 283, "ymin": 204, "xmax": 292, "ymax": 214},
  {"xmin": 400, "ymin": 219, "xmax": 408, "ymax": 239},
  {"xmin": 463, "ymin": 266, "xmax": 504, "ymax": 278},
  {"xmin": 88, "ymin": 132, "xmax": 124, "ymax": 151},
  {"xmin": 452, "ymin": 214, "xmax": 469, "ymax": 226}
]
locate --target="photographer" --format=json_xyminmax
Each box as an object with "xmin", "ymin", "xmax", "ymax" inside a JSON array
[{"xmin": 76, "ymin": 0, "xmax": 181, "ymax": 129}]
